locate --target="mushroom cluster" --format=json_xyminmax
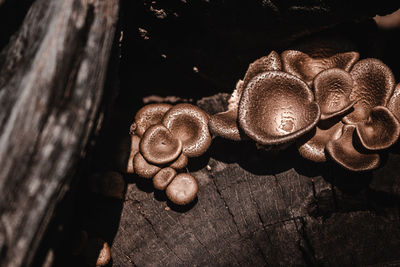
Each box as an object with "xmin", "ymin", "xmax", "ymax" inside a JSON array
[
  {"xmin": 209, "ymin": 50, "xmax": 400, "ymax": 171},
  {"xmin": 127, "ymin": 103, "xmax": 211, "ymax": 205}
]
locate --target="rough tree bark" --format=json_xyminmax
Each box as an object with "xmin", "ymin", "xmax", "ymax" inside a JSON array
[{"xmin": 0, "ymin": 0, "xmax": 119, "ymax": 266}]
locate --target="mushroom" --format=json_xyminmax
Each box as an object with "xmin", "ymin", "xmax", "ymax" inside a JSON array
[
  {"xmin": 166, "ymin": 173, "xmax": 198, "ymax": 205},
  {"xmin": 133, "ymin": 152, "xmax": 161, "ymax": 178},
  {"xmin": 132, "ymin": 103, "xmax": 172, "ymax": 137},
  {"xmin": 281, "ymin": 50, "xmax": 359, "ymax": 86},
  {"xmin": 343, "ymin": 58, "xmax": 395, "ymax": 124},
  {"xmin": 209, "ymin": 51, "xmax": 282, "ymax": 141},
  {"xmin": 387, "ymin": 83, "xmax": 400, "ymax": 121},
  {"xmin": 326, "ymin": 124, "xmax": 380, "ymax": 171},
  {"xmin": 84, "ymin": 238, "xmax": 111, "ymax": 267},
  {"xmin": 88, "ymin": 172, "xmax": 125, "ymax": 199},
  {"xmin": 238, "ymin": 71, "xmax": 320, "ymax": 146},
  {"xmin": 126, "ymin": 135, "xmax": 140, "ymax": 173},
  {"xmin": 297, "ymin": 119, "xmax": 343, "ymax": 162},
  {"xmin": 153, "ymin": 167, "xmax": 177, "ymax": 190},
  {"xmin": 162, "ymin": 103, "xmax": 211, "ymax": 157},
  {"xmin": 313, "ymin": 68, "xmax": 355, "ymax": 120},
  {"xmin": 356, "ymin": 106, "xmax": 400, "ymax": 150},
  {"xmin": 140, "ymin": 124, "xmax": 182, "ymax": 165},
  {"xmin": 169, "ymin": 153, "xmax": 188, "ymax": 169}
]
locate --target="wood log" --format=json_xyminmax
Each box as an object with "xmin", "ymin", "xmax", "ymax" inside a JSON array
[{"xmin": 0, "ymin": 0, "xmax": 119, "ymax": 266}]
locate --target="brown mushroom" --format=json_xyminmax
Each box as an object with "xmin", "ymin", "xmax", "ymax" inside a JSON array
[
  {"xmin": 88, "ymin": 172, "xmax": 125, "ymax": 199},
  {"xmin": 162, "ymin": 103, "xmax": 211, "ymax": 157},
  {"xmin": 313, "ymin": 68, "xmax": 355, "ymax": 120},
  {"xmin": 297, "ymin": 119, "xmax": 343, "ymax": 162},
  {"xmin": 343, "ymin": 58, "xmax": 395, "ymax": 124},
  {"xmin": 84, "ymin": 238, "xmax": 111, "ymax": 267},
  {"xmin": 238, "ymin": 71, "xmax": 320, "ymax": 145},
  {"xmin": 126, "ymin": 135, "xmax": 140, "ymax": 173},
  {"xmin": 242, "ymin": 51, "xmax": 282, "ymax": 87},
  {"xmin": 132, "ymin": 103, "xmax": 172, "ymax": 137},
  {"xmin": 387, "ymin": 83, "xmax": 400, "ymax": 121},
  {"xmin": 169, "ymin": 153, "xmax": 188, "ymax": 169},
  {"xmin": 166, "ymin": 173, "xmax": 198, "ymax": 205},
  {"xmin": 282, "ymin": 50, "xmax": 359, "ymax": 86},
  {"xmin": 356, "ymin": 106, "xmax": 400, "ymax": 150},
  {"xmin": 133, "ymin": 152, "xmax": 161, "ymax": 179},
  {"xmin": 140, "ymin": 124, "xmax": 182, "ymax": 165},
  {"xmin": 153, "ymin": 167, "xmax": 177, "ymax": 190},
  {"xmin": 326, "ymin": 124, "xmax": 380, "ymax": 171}
]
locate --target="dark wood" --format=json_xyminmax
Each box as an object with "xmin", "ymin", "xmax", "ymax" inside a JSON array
[{"xmin": 0, "ymin": 0, "xmax": 119, "ymax": 266}]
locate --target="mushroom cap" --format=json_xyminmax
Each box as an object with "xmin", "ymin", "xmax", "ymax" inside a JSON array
[
  {"xmin": 84, "ymin": 238, "xmax": 111, "ymax": 267},
  {"xmin": 133, "ymin": 103, "xmax": 172, "ymax": 137},
  {"xmin": 133, "ymin": 152, "xmax": 161, "ymax": 179},
  {"xmin": 169, "ymin": 153, "xmax": 188, "ymax": 169},
  {"xmin": 356, "ymin": 106, "xmax": 400, "ymax": 150},
  {"xmin": 243, "ymin": 51, "xmax": 282, "ymax": 87},
  {"xmin": 209, "ymin": 109, "xmax": 242, "ymax": 141},
  {"xmin": 313, "ymin": 68, "xmax": 355, "ymax": 120},
  {"xmin": 166, "ymin": 173, "xmax": 198, "ymax": 205},
  {"xmin": 153, "ymin": 167, "xmax": 177, "ymax": 190},
  {"xmin": 238, "ymin": 71, "xmax": 320, "ymax": 145},
  {"xmin": 297, "ymin": 119, "xmax": 343, "ymax": 162},
  {"xmin": 326, "ymin": 124, "xmax": 380, "ymax": 171},
  {"xmin": 162, "ymin": 103, "xmax": 211, "ymax": 157},
  {"xmin": 126, "ymin": 135, "xmax": 141, "ymax": 173},
  {"xmin": 282, "ymin": 50, "xmax": 359, "ymax": 86},
  {"xmin": 343, "ymin": 58, "xmax": 395, "ymax": 124},
  {"xmin": 387, "ymin": 83, "xmax": 400, "ymax": 121},
  {"xmin": 140, "ymin": 124, "xmax": 182, "ymax": 165}
]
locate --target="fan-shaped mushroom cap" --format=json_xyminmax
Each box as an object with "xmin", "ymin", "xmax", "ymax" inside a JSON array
[
  {"xmin": 282, "ymin": 50, "xmax": 359, "ymax": 86},
  {"xmin": 387, "ymin": 83, "xmax": 400, "ymax": 121},
  {"xmin": 356, "ymin": 106, "xmax": 400, "ymax": 150},
  {"xmin": 133, "ymin": 152, "xmax": 161, "ymax": 179},
  {"xmin": 133, "ymin": 103, "xmax": 172, "ymax": 137},
  {"xmin": 126, "ymin": 135, "xmax": 141, "ymax": 173},
  {"xmin": 343, "ymin": 59, "xmax": 395, "ymax": 124},
  {"xmin": 162, "ymin": 104, "xmax": 211, "ymax": 157},
  {"xmin": 297, "ymin": 119, "xmax": 343, "ymax": 162},
  {"xmin": 326, "ymin": 124, "xmax": 380, "ymax": 171},
  {"xmin": 140, "ymin": 124, "xmax": 182, "ymax": 165},
  {"xmin": 313, "ymin": 68, "xmax": 355, "ymax": 120},
  {"xmin": 166, "ymin": 173, "xmax": 198, "ymax": 205},
  {"xmin": 153, "ymin": 167, "xmax": 177, "ymax": 190},
  {"xmin": 169, "ymin": 153, "xmax": 188, "ymax": 169},
  {"xmin": 238, "ymin": 71, "xmax": 320, "ymax": 145},
  {"xmin": 243, "ymin": 51, "xmax": 282, "ymax": 87}
]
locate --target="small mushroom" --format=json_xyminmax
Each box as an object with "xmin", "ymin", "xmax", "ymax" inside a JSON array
[
  {"xmin": 126, "ymin": 135, "xmax": 140, "ymax": 173},
  {"xmin": 153, "ymin": 167, "xmax": 177, "ymax": 190},
  {"xmin": 84, "ymin": 238, "xmax": 111, "ymax": 267},
  {"xmin": 313, "ymin": 68, "xmax": 355, "ymax": 120},
  {"xmin": 387, "ymin": 83, "xmax": 400, "ymax": 121},
  {"xmin": 297, "ymin": 119, "xmax": 343, "ymax": 162},
  {"xmin": 238, "ymin": 71, "xmax": 320, "ymax": 146},
  {"xmin": 169, "ymin": 153, "xmax": 188, "ymax": 169},
  {"xmin": 132, "ymin": 103, "xmax": 172, "ymax": 137},
  {"xmin": 326, "ymin": 124, "xmax": 380, "ymax": 171},
  {"xmin": 162, "ymin": 103, "xmax": 211, "ymax": 157},
  {"xmin": 88, "ymin": 172, "xmax": 125, "ymax": 199},
  {"xmin": 166, "ymin": 173, "xmax": 198, "ymax": 205},
  {"xmin": 140, "ymin": 124, "xmax": 182, "ymax": 165},
  {"xmin": 356, "ymin": 106, "xmax": 400, "ymax": 150},
  {"xmin": 133, "ymin": 152, "xmax": 161, "ymax": 178},
  {"xmin": 343, "ymin": 58, "xmax": 395, "ymax": 124},
  {"xmin": 282, "ymin": 50, "xmax": 359, "ymax": 86}
]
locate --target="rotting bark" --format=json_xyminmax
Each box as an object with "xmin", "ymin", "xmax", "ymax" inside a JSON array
[{"xmin": 0, "ymin": 0, "xmax": 119, "ymax": 266}]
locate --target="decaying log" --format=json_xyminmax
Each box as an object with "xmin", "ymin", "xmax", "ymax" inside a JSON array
[{"xmin": 0, "ymin": 0, "xmax": 119, "ymax": 266}]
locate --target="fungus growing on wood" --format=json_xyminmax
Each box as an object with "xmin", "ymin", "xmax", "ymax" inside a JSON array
[
  {"xmin": 166, "ymin": 173, "xmax": 198, "ymax": 205},
  {"xmin": 126, "ymin": 135, "xmax": 140, "ymax": 174},
  {"xmin": 153, "ymin": 167, "xmax": 177, "ymax": 190},
  {"xmin": 133, "ymin": 152, "xmax": 161, "ymax": 179},
  {"xmin": 238, "ymin": 71, "xmax": 320, "ymax": 146},
  {"xmin": 387, "ymin": 83, "xmax": 400, "ymax": 120},
  {"xmin": 132, "ymin": 103, "xmax": 172, "ymax": 136},
  {"xmin": 169, "ymin": 153, "xmax": 188, "ymax": 169}
]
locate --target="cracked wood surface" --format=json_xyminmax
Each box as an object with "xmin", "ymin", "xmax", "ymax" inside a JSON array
[{"xmin": 109, "ymin": 94, "xmax": 400, "ymax": 266}]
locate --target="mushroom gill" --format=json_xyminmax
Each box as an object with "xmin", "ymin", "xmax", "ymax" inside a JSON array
[
  {"xmin": 238, "ymin": 71, "xmax": 320, "ymax": 146},
  {"xmin": 132, "ymin": 103, "xmax": 172, "ymax": 137}
]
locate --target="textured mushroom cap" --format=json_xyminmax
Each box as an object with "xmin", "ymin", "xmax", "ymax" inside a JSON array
[
  {"xmin": 343, "ymin": 58, "xmax": 395, "ymax": 124},
  {"xmin": 133, "ymin": 103, "xmax": 172, "ymax": 137},
  {"xmin": 326, "ymin": 124, "xmax": 380, "ymax": 171},
  {"xmin": 133, "ymin": 152, "xmax": 161, "ymax": 179},
  {"xmin": 169, "ymin": 153, "xmax": 188, "ymax": 169},
  {"xmin": 297, "ymin": 119, "xmax": 343, "ymax": 162},
  {"xmin": 313, "ymin": 68, "xmax": 355, "ymax": 120},
  {"xmin": 140, "ymin": 124, "xmax": 182, "ymax": 165},
  {"xmin": 356, "ymin": 106, "xmax": 400, "ymax": 150},
  {"xmin": 162, "ymin": 104, "xmax": 211, "ymax": 157},
  {"xmin": 238, "ymin": 71, "xmax": 320, "ymax": 145},
  {"xmin": 387, "ymin": 83, "xmax": 400, "ymax": 121},
  {"xmin": 209, "ymin": 109, "xmax": 242, "ymax": 141},
  {"xmin": 153, "ymin": 167, "xmax": 177, "ymax": 190},
  {"xmin": 243, "ymin": 51, "xmax": 282, "ymax": 87},
  {"xmin": 282, "ymin": 50, "xmax": 359, "ymax": 86},
  {"xmin": 84, "ymin": 238, "xmax": 111, "ymax": 267},
  {"xmin": 166, "ymin": 173, "xmax": 198, "ymax": 205},
  {"xmin": 126, "ymin": 135, "xmax": 141, "ymax": 173},
  {"xmin": 88, "ymin": 172, "xmax": 125, "ymax": 199}
]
